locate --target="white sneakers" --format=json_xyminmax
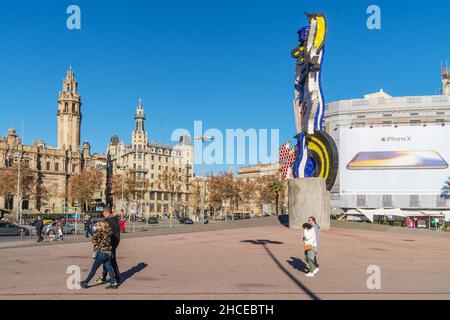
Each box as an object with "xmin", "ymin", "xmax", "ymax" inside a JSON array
[{"xmin": 305, "ymin": 268, "xmax": 319, "ymax": 277}]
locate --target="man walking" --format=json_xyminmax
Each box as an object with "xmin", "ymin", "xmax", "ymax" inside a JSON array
[
  {"xmin": 97, "ymin": 208, "xmax": 121, "ymax": 285},
  {"xmin": 84, "ymin": 216, "xmax": 93, "ymax": 238},
  {"xmin": 35, "ymin": 215, "xmax": 44, "ymax": 243}
]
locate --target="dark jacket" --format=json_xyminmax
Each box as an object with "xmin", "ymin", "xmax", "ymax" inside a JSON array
[
  {"xmin": 105, "ymin": 215, "xmax": 120, "ymax": 248},
  {"xmin": 35, "ymin": 219, "xmax": 44, "ymax": 232}
]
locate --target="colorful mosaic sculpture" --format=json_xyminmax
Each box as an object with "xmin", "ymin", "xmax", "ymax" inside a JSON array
[{"xmin": 279, "ymin": 13, "xmax": 338, "ymax": 191}]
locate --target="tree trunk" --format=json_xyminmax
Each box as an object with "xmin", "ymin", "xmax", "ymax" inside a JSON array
[{"xmin": 275, "ymin": 193, "xmax": 279, "ymax": 216}]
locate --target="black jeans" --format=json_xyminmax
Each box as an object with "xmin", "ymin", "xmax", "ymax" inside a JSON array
[
  {"xmin": 84, "ymin": 252, "xmax": 116, "ymax": 285},
  {"xmin": 36, "ymin": 230, "xmax": 43, "ymax": 242},
  {"xmin": 102, "ymin": 243, "xmax": 120, "ymax": 283},
  {"xmin": 85, "ymin": 227, "xmax": 93, "ymax": 238}
]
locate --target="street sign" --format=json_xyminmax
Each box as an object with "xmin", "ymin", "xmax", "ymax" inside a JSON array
[{"xmin": 129, "ymin": 202, "xmax": 137, "ymax": 214}]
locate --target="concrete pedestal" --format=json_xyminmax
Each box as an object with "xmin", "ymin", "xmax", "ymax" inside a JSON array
[{"xmin": 288, "ymin": 178, "xmax": 330, "ymax": 231}]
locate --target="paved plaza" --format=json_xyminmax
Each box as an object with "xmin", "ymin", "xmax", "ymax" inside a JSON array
[{"xmin": 1, "ymin": 219, "xmax": 450, "ymax": 300}]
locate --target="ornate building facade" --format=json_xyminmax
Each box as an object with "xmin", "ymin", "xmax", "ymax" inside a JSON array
[
  {"xmin": 107, "ymin": 100, "xmax": 195, "ymax": 217},
  {"xmin": 0, "ymin": 68, "xmax": 107, "ymax": 215}
]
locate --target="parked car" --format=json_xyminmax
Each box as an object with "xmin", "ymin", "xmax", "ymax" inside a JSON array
[
  {"xmin": 0, "ymin": 222, "xmax": 30, "ymax": 236},
  {"xmin": 148, "ymin": 217, "xmax": 158, "ymax": 224},
  {"xmin": 43, "ymin": 221, "xmax": 75, "ymax": 235},
  {"xmin": 179, "ymin": 217, "xmax": 194, "ymax": 225},
  {"xmin": 135, "ymin": 216, "xmax": 147, "ymax": 223}
]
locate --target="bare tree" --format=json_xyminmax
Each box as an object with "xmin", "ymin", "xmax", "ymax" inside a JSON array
[
  {"xmin": 0, "ymin": 168, "xmax": 16, "ymax": 210},
  {"xmin": 68, "ymin": 169, "xmax": 104, "ymax": 212}
]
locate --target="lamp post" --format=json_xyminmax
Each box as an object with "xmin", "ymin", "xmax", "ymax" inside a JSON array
[
  {"xmin": 116, "ymin": 165, "xmax": 128, "ymax": 213},
  {"xmin": 195, "ymin": 135, "xmax": 214, "ymax": 224},
  {"xmin": 15, "ymin": 152, "xmax": 24, "ymax": 225}
]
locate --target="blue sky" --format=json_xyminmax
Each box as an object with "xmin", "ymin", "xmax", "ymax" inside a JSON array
[{"xmin": 1, "ymin": 0, "xmax": 450, "ymax": 174}]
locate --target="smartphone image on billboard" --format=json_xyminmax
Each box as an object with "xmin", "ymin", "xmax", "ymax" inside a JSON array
[{"xmin": 346, "ymin": 151, "xmax": 449, "ymax": 170}]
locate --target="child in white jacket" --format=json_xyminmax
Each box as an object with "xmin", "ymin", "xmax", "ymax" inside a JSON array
[{"xmin": 303, "ymin": 223, "xmax": 318, "ymax": 277}]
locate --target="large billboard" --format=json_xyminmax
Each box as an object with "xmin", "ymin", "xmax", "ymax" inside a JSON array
[{"xmin": 339, "ymin": 125, "xmax": 450, "ymax": 196}]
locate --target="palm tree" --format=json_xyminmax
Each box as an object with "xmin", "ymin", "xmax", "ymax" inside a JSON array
[
  {"xmin": 270, "ymin": 179, "xmax": 283, "ymax": 216},
  {"xmin": 441, "ymin": 177, "xmax": 450, "ymax": 200}
]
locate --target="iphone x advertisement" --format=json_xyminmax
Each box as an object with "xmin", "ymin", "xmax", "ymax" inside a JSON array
[{"xmin": 340, "ymin": 126, "xmax": 450, "ymax": 195}]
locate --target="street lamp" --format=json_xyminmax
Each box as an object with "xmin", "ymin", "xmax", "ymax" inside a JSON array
[
  {"xmin": 195, "ymin": 135, "xmax": 214, "ymax": 224},
  {"xmin": 14, "ymin": 153, "xmax": 25, "ymax": 225},
  {"xmin": 116, "ymin": 165, "xmax": 128, "ymax": 213}
]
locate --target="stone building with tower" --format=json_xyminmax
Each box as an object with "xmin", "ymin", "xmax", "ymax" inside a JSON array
[
  {"xmin": 107, "ymin": 99, "xmax": 195, "ymax": 217},
  {"xmin": 0, "ymin": 67, "xmax": 107, "ymax": 216}
]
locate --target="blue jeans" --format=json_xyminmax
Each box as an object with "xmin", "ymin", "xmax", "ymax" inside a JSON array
[{"xmin": 84, "ymin": 252, "xmax": 116, "ymax": 285}]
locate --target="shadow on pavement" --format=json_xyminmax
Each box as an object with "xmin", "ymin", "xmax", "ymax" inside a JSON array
[
  {"xmin": 120, "ymin": 262, "xmax": 148, "ymax": 284},
  {"xmin": 287, "ymin": 257, "xmax": 308, "ymax": 273},
  {"xmin": 241, "ymin": 239, "xmax": 320, "ymax": 300},
  {"xmin": 278, "ymin": 215, "xmax": 289, "ymax": 228}
]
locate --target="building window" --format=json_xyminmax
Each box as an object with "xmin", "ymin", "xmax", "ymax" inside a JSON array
[
  {"xmin": 55, "ymin": 163, "xmax": 60, "ymax": 172},
  {"xmin": 157, "ymin": 193, "xmax": 162, "ymax": 201},
  {"xmin": 64, "ymin": 103, "xmax": 68, "ymax": 112},
  {"xmin": 382, "ymin": 121, "xmax": 392, "ymax": 127},
  {"xmin": 409, "ymin": 195, "xmax": 419, "ymax": 207},
  {"xmin": 410, "ymin": 119, "xmax": 421, "ymax": 126},
  {"xmin": 150, "ymin": 203, "xmax": 154, "ymax": 212},
  {"xmin": 72, "ymin": 103, "xmax": 76, "ymax": 113},
  {"xmin": 157, "ymin": 204, "xmax": 161, "ymax": 213},
  {"xmin": 151, "ymin": 155, "xmax": 154, "ymax": 161},
  {"xmin": 72, "ymin": 164, "xmax": 77, "ymax": 172},
  {"xmin": 356, "ymin": 195, "xmax": 366, "ymax": 207},
  {"xmin": 437, "ymin": 195, "xmax": 447, "ymax": 208},
  {"xmin": 22, "ymin": 199, "xmax": 29, "ymax": 210},
  {"xmin": 435, "ymin": 118, "xmax": 445, "ymax": 124},
  {"xmin": 164, "ymin": 193, "xmax": 169, "ymax": 201},
  {"xmin": 46, "ymin": 162, "xmax": 51, "ymax": 171},
  {"xmin": 382, "ymin": 195, "xmax": 393, "ymax": 208}
]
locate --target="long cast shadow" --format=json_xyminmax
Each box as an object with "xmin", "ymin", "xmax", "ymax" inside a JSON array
[
  {"xmin": 278, "ymin": 215, "xmax": 289, "ymax": 228},
  {"xmin": 287, "ymin": 257, "xmax": 308, "ymax": 273},
  {"xmin": 120, "ymin": 262, "xmax": 148, "ymax": 284},
  {"xmin": 242, "ymin": 240, "xmax": 320, "ymax": 300}
]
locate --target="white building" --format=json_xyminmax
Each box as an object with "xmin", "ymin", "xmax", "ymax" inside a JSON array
[{"xmin": 325, "ymin": 69, "xmax": 450, "ymax": 211}]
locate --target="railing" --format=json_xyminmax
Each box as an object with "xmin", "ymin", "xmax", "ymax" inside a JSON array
[{"xmin": 327, "ymin": 95, "xmax": 450, "ymax": 112}]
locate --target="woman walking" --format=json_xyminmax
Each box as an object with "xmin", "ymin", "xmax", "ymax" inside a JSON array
[
  {"xmin": 303, "ymin": 222, "xmax": 319, "ymax": 278},
  {"xmin": 80, "ymin": 221, "xmax": 118, "ymax": 289}
]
